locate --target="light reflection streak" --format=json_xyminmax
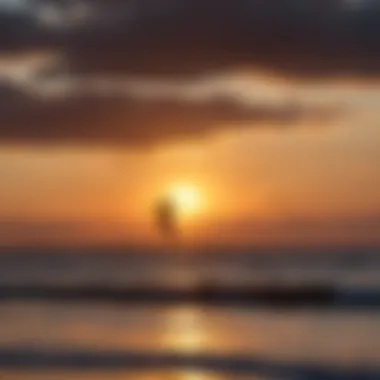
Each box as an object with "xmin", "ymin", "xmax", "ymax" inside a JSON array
[
  {"xmin": 162, "ymin": 304, "xmax": 218, "ymax": 380},
  {"xmin": 164, "ymin": 306, "xmax": 206, "ymax": 355}
]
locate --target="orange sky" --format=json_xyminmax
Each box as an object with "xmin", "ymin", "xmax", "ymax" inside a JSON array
[
  {"xmin": 2, "ymin": 0, "xmax": 380, "ymax": 249},
  {"xmin": 1, "ymin": 103, "xmax": 379, "ymax": 247}
]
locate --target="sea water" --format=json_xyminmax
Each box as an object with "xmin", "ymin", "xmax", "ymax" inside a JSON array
[{"xmin": 0, "ymin": 247, "xmax": 379, "ymax": 380}]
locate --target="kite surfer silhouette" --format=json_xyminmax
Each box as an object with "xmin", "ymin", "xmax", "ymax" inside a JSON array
[{"xmin": 154, "ymin": 196, "xmax": 179, "ymax": 239}]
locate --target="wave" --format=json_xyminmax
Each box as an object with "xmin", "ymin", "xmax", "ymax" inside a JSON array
[
  {"xmin": 0, "ymin": 346, "xmax": 379, "ymax": 379},
  {"xmin": 0, "ymin": 283, "xmax": 380, "ymax": 310}
]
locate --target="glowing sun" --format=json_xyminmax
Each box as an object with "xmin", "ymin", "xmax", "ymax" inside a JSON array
[{"xmin": 167, "ymin": 184, "xmax": 202, "ymax": 218}]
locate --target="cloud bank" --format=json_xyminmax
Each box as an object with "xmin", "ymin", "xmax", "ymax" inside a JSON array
[
  {"xmin": 0, "ymin": 80, "xmax": 338, "ymax": 146},
  {"xmin": 1, "ymin": 0, "xmax": 375, "ymax": 146},
  {"xmin": 2, "ymin": 0, "xmax": 380, "ymax": 78}
]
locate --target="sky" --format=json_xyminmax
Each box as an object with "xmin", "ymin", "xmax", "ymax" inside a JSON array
[{"xmin": 0, "ymin": 0, "xmax": 380, "ymax": 248}]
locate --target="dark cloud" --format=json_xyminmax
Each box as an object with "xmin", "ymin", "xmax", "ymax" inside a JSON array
[
  {"xmin": 1, "ymin": 0, "xmax": 380, "ymax": 78},
  {"xmin": 0, "ymin": 1, "xmax": 357, "ymax": 146},
  {"xmin": 0, "ymin": 81, "xmax": 337, "ymax": 146}
]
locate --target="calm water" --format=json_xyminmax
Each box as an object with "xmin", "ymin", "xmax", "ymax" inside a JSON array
[{"xmin": 0, "ymin": 248, "xmax": 380, "ymax": 379}]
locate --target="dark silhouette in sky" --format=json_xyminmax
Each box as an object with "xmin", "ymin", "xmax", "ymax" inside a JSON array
[{"xmin": 154, "ymin": 196, "xmax": 178, "ymax": 238}]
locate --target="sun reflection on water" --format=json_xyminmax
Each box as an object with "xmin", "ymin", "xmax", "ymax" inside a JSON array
[
  {"xmin": 178, "ymin": 371, "xmax": 219, "ymax": 380},
  {"xmin": 162, "ymin": 304, "xmax": 221, "ymax": 380},
  {"xmin": 164, "ymin": 306, "xmax": 206, "ymax": 354}
]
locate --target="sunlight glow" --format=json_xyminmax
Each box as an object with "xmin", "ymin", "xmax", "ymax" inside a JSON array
[{"xmin": 167, "ymin": 183, "xmax": 203, "ymax": 218}]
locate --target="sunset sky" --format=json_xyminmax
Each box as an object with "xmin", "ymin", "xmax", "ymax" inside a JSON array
[{"xmin": 1, "ymin": 0, "xmax": 380, "ymax": 247}]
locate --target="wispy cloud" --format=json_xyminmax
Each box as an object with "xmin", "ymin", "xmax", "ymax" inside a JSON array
[{"xmin": 0, "ymin": 79, "xmax": 339, "ymax": 146}]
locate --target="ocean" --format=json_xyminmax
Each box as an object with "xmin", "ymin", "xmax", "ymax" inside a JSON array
[{"xmin": 0, "ymin": 247, "xmax": 379, "ymax": 380}]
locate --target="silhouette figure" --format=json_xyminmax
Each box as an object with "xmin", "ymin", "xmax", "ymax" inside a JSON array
[{"xmin": 154, "ymin": 196, "xmax": 178, "ymax": 238}]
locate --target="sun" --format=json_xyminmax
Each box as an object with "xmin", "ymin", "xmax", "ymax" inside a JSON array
[{"xmin": 167, "ymin": 183, "xmax": 202, "ymax": 218}]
